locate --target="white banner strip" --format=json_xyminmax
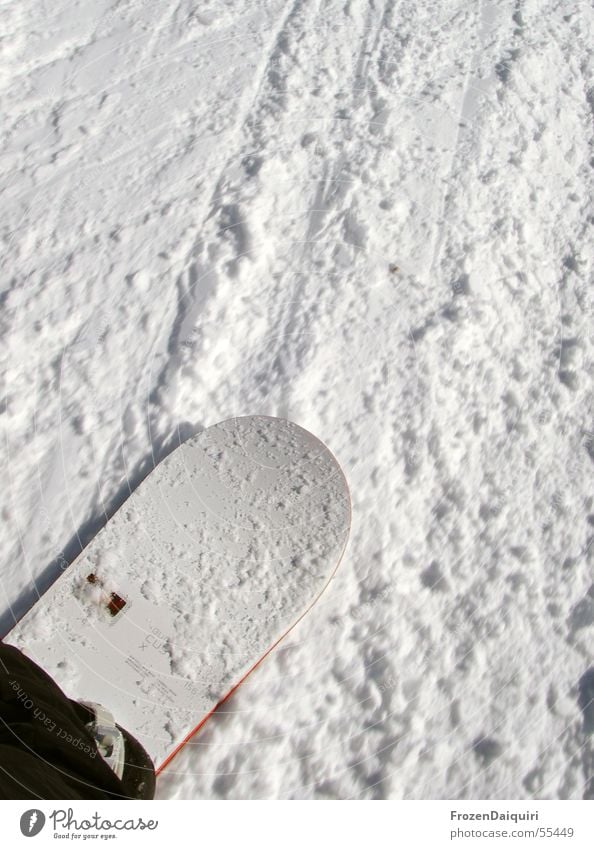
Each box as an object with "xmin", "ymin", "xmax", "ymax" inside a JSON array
[{"xmin": 1, "ymin": 799, "xmax": 592, "ymax": 848}]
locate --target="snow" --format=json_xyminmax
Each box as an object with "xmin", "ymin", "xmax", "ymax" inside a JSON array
[{"xmin": 1, "ymin": 0, "xmax": 593, "ymax": 799}]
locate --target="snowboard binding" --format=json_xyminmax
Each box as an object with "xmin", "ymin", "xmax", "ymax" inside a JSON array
[{"xmin": 73, "ymin": 700, "xmax": 156, "ymax": 799}]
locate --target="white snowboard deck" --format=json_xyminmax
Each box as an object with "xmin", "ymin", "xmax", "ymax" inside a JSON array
[{"xmin": 6, "ymin": 417, "xmax": 350, "ymax": 768}]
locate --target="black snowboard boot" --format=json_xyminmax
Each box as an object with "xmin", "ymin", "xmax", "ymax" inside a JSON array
[{"xmin": 71, "ymin": 700, "xmax": 156, "ymax": 800}]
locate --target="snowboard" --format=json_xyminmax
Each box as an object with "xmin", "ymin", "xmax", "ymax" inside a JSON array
[{"xmin": 5, "ymin": 416, "xmax": 351, "ymax": 773}]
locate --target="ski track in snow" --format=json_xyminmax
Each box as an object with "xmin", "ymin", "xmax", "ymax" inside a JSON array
[{"xmin": 1, "ymin": 0, "xmax": 593, "ymax": 799}]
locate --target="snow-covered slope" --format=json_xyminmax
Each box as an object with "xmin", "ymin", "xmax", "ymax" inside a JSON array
[{"xmin": 1, "ymin": 0, "xmax": 592, "ymax": 799}]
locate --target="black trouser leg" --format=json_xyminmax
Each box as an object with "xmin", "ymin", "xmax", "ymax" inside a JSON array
[{"xmin": 0, "ymin": 641, "xmax": 129, "ymax": 799}]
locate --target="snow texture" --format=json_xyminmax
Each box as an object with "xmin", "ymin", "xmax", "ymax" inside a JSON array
[{"xmin": 0, "ymin": 0, "xmax": 593, "ymax": 799}]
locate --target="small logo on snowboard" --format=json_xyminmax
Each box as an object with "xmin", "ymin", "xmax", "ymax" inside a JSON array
[
  {"xmin": 74, "ymin": 573, "xmax": 129, "ymax": 623},
  {"xmin": 86, "ymin": 573, "xmax": 127, "ymax": 617}
]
